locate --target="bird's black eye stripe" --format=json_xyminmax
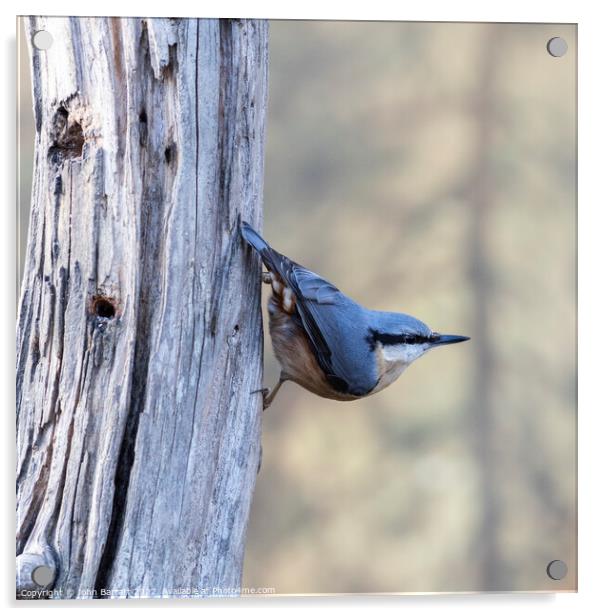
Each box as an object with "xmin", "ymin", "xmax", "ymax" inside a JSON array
[
  {"xmin": 367, "ymin": 329, "xmax": 433, "ymax": 349},
  {"xmin": 399, "ymin": 334, "xmax": 432, "ymax": 345}
]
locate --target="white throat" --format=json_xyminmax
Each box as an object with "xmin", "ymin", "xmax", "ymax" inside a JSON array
[
  {"xmin": 371, "ymin": 342, "xmax": 430, "ymax": 395},
  {"xmin": 382, "ymin": 342, "xmax": 429, "ymax": 365}
]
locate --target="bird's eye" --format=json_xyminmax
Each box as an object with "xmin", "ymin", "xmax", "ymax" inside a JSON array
[{"xmin": 405, "ymin": 335, "xmax": 417, "ymax": 344}]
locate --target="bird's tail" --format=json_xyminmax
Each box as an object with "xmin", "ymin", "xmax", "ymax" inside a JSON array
[
  {"xmin": 241, "ymin": 221, "xmax": 270, "ymax": 254},
  {"xmin": 241, "ymin": 221, "xmax": 290, "ymax": 282}
]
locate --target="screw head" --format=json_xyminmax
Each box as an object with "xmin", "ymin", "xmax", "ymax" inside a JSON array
[
  {"xmin": 32, "ymin": 565, "xmax": 55, "ymax": 587},
  {"xmin": 547, "ymin": 560, "xmax": 568, "ymax": 580},
  {"xmin": 32, "ymin": 30, "xmax": 53, "ymax": 51},
  {"xmin": 547, "ymin": 37, "xmax": 568, "ymax": 58}
]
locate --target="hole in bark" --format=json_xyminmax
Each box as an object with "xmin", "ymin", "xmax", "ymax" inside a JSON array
[
  {"xmin": 92, "ymin": 296, "xmax": 116, "ymax": 319},
  {"xmin": 48, "ymin": 106, "xmax": 84, "ymax": 163},
  {"xmin": 164, "ymin": 144, "xmax": 175, "ymax": 164},
  {"xmin": 139, "ymin": 109, "xmax": 148, "ymax": 147}
]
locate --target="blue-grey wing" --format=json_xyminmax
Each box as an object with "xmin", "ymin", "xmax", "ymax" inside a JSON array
[
  {"xmin": 291, "ymin": 266, "xmax": 378, "ymax": 396},
  {"xmin": 240, "ymin": 222, "xmax": 377, "ymax": 396}
]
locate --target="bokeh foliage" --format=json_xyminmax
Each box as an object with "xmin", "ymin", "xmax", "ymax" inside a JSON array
[{"xmin": 243, "ymin": 21, "xmax": 576, "ymax": 593}]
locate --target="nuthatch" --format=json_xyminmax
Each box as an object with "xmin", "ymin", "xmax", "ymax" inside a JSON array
[{"xmin": 242, "ymin": 221, "xmax": 469, "ymax": 409}]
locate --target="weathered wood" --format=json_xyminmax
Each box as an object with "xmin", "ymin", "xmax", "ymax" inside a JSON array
[{"xmin": 17, "ymin": 17, "xmax": 268, "ymax": 599}]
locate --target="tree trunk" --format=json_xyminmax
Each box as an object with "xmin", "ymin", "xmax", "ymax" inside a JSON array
[{"xmin": 17, "ymin": 17, "xmax": 268, "ymax": 599}]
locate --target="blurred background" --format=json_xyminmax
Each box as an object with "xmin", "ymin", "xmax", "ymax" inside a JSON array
[{"xmin": 19, "ymin": 20, "xmax": 576, "ymax": 593}]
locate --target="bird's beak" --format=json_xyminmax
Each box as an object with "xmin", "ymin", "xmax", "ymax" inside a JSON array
[{"xmin": 430, "ymin": 334, "xmax": 470, "ymax": 346}]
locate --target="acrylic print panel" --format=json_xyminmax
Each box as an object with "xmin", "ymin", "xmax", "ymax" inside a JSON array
[{"xmin": 17, "ymin": 18, "xmax": 576, "ymax": 598}]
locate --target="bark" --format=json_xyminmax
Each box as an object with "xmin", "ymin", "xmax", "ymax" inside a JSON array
[{"xmin": 16, "ymin": 17, "xmax": 268, "ymax": 599}]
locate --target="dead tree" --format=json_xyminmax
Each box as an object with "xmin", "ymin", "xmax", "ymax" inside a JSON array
[{"xmin": 16, "ymin": 17, "xmax": 268, "ymax": 599}]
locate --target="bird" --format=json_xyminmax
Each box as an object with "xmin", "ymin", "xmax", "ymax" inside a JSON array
[{"xmin": 241, "ymin": 221, "xmax": 469, "ymax": 409}]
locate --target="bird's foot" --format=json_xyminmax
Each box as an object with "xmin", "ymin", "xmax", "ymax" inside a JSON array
[
  {"xmin": 251, "ymin": 377, "xmax": 286, "ymax": 410},
  {"xmin": 251, "ymin": 386, "xmax": 272, "ymax": 411},
  {"xmin": 262, "ymin": 271, "xmax": 272, "ymax": 285}
]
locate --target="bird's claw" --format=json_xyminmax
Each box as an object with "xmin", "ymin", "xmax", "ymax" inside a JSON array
[
  {"xmin": 251, "ymin": 375, "xmax": 285, "ymax": 410},
  {"xmin": 251, "ymin": 386, "xmax": 271, "ymax": 410}
]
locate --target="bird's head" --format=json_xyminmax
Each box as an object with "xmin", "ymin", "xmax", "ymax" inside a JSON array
[{"xmin": 367, "ymin": 311, "xmax": 470, "ymax": 368}]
